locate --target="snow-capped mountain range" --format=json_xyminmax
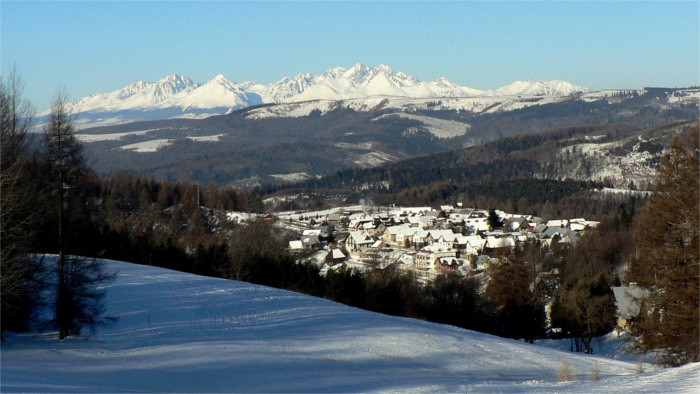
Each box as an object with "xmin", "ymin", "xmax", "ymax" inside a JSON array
[{"xmin": 40, "ymin": 63, "xmax": 590, "ymax": 126}]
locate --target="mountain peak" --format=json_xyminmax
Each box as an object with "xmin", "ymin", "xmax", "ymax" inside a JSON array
[
  {"xmin": 210, "ymin": 74, "xmax": 230, "ymax": 83},
  {"xmin": 47, "ymin": 64, "xmax": 592, "ymax": 124},
  {"xmin": 376, "ymin": 64, "xmax": 394, "ymax": 74},
  {"xmin": 495, "ymin": 80, "xmax": 589, "ymax": 96}
]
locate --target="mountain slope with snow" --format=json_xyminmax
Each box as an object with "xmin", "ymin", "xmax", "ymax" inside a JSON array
[
  {"xmin": 40, "ymin": 64, "xmax": 593, "ymax": 127},
  {"xmin": 2, "ymin": 260, "xmax": 697, "ymax": 392},
  {"xmin": 48, "ymin": 74, "xmax": 200, "ymax": 114}
]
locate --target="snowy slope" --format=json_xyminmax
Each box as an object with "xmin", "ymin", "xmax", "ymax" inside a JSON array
[
  {"xmin": 40, "ymin": 74, "xmax": 199, "ymax": 115},
  {"xmin": 2, "ymin": 260, "xmax": 698, "ymax": 392},
  {"xmin": 159, "ymin": 74, "xmax": 256, "ymax": 110},
  {"xmin": 493, "ymin": 80, "xmax": 588, "ymax": 96},
  {"xmin": 41, "ymin": 64, "xmax": 594, "ymax": 127}
]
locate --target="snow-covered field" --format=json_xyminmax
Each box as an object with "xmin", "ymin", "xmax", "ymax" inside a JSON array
[
  {"xmin": 373, "ymin": 113, "xmax": 470, "ymax": 139},
  {"xmin": 2, "ymin": 260, "xmax": 698, "ymax": 392},
  {"xmin": 118, "ymin": 138, "xmax": 173, "ymax": 153}
]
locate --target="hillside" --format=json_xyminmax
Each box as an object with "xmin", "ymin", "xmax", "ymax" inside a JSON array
[
  {"xmin": 77, "ymin": 88, "xmax": 698, "ymax": 187},
  {"xmin": 2, "ymin": 260, "xmax": 698, "ymax": 392},
  {"xmin": 276, "ymin": 121, "xmax": 695, "ymax": 197}
]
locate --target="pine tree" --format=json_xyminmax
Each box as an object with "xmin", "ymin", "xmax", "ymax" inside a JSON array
[
  {"xmin": 485, "ymin": 253, "xmax": 545, "ymax": 341},
  {"xmin": 44, "ymin": 91, "xmax": 115, "ymax": 339},
  {"xmin": 627, "ymin": 123, "xmax": 699, "ymax": 366}
]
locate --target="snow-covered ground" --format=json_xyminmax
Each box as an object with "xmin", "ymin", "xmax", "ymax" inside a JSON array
[
  {"xmin": 2, "ymin": 260, "xmax": 698, "ymax": 392},
  {"xmin": 269, "ymin": 172, "xmax": 314, "ymax": 183},
  {"xmin": 76, "ymin": 128, "xmax": 156, "ymax": 142},
  {"xmin": 186, "ymin": 133, "xmax": 224, "ymax": 142},
  {"xmin": 373, "ymin": 113, "xmax": 470, "ymax": 139},
  {"xmin": 118, "ymin": 138, "xmax": 173, "ymax": 153}
]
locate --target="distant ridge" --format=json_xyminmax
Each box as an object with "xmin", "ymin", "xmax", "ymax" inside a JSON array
[{"xmin": 39, "ymin": 64, "xmax": 589, "ymax": 124}]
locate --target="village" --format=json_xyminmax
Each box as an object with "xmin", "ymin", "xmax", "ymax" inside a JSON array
[{"xmin": 277, "ymin": 204, "xmax": 599, "ymax": 282}]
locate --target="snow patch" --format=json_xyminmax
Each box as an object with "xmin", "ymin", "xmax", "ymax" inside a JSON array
[
  {"xmin": 186, "ymin": 134, "xmax": 223, "ymax": 142},
  {"xmin": 353, "ymin": 151, "xmax": 398, "ymax": 167},
  {"xmin": 373, "ymin": 113, "xmax": 470, "ymax": 139},
  {"xmin": 269, "ymin": 172, "xmax": 313, "ymax": 183},
  {"xmin": 119, "ymin": 139, "xmax": 172, "ymax": 153}
]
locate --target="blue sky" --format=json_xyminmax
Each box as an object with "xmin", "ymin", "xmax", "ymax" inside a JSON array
[{"xmin": 2, "ymin": 1, "xmax": 698, "ymax": 111}]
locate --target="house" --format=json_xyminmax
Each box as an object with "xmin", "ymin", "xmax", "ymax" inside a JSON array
[
  {"xmin": 396, "ymin": 226, "xmax": 420, "ymax": 246},
  {"xmin": 302, "ymin": 229, "xmax": 322, "ymax": 237},
  {"xmin": 532, "ymin": 223, "xmax": 548, "ymax": 235},
  {"xmin": 440, "ymin": 205, "xmax": 455, "ymax": 213},
  {"xmin": 570, "ymin": 222, "xmax": 587, "ymax": 231},
  {"xmin": 398, "ymin": 251, "xmax": 416, "ymax": 266},
  {"xmin": 329, "ymin": 248, "xmax": 346, "ymax": 265},
  {"xmin": 474, "ymin": 255, "xmax": 491, "ymax": 270},
  {"xmin": 301, "ymin": 234, "xmax": 321, "ymax": 249},
  {"xmin": 465, "ymin": 217, "xmax": 490, "ymax": 233},
  {"xmin": 367, "ymin": 222, "xmax": 386, "ymax": 237},
  {"xmin": 327, "ymin": 213, "xmax": 343, "ymax": 224},
  {"xmin": 406, "ymin": 216, "xmax": 422, "ymax": 227},
  {"xmin": 415, "ymin": 243, "xmax": 456, "ymax": 270},
  {"xmin": 426, "ymin": 229, "xmax": 455, "ymax": 244},
  {"xmin": 345, "ymin": 231, "xmax": 374, "ymax": 252},
  {"xmin": 612, "ymin": 284, "xmax": 652, "ymax": 332},
  {"xmin": 507, "ymin": 217, "xmax": 530, "ymax": 231},
  {"xmin": 546, "ymin": 219, "xmax": 569, "ymax": 228},
  {"xmin": 484, "ymin": 236, "xmax": 514, "ymax": 252},
  {"xmin": 288, "ymin": 240, "xmax": 304, "ymax": 251},
  {"xmin": 435, "ymin": 256, "xmax": 460, "ymax": 272},
  {"xmin": 542, "ymin": 227, "xmax": 579, "ymax": 245},
  {"xmin": 462, "ymin": 235, "xmax": 486, "ymax": 256},
  {"xmin": 383, "ymin": 225, "xmax": 409, "ymax": 243},
  {"xmin": 419, "ymin": 215, "xmax": 437, "ymax": 228},
  {"xmin": 370, "ymin": 240, "xmax": 387, "ymax": 249},
  {"xmin": 469, "ymin": 210, "xmax": 488, "ymax": 218},
  {"xmin": 412, "ymin": 230, "xmax": 430, "ymax": 248}
]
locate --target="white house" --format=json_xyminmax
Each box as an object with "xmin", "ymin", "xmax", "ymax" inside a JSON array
[
  {"xmin": 345, "ymin": 231, "xmax": 374, "ymax": 252},
  {"xmin": 415, "ymin": 243, "xmax": 456, "ymax": 271}
]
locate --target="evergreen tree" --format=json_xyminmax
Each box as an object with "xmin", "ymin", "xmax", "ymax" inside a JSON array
[
  {"xmin": 487, "ymin": 208, "xmax": 502, "ymax": 229},
  {"xmin": 485, "ymin": 254, "xmax": 545, "ymax": 341},
  {"xmin": 627, "ymin": 124, "xmax": 699, "ymax": 366}
]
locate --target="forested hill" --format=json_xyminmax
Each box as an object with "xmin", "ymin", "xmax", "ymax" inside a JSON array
[
  {"xmin": 263, "ymin": 121, "xmax": 696, "ymax": 217},
  {"xmin": 78, "ymin": 87, "xmax": 698, "ymax": 188}
]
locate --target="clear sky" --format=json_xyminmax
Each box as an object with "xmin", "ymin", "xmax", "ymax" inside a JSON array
[{"xmin": 2, "ymin": 0, "xmax": 698, "ymax": 111}]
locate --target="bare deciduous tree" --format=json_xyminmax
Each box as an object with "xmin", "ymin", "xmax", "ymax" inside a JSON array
[{"xmin": 0, "ymin": 68, "xmax": 42, "ymax": 338}]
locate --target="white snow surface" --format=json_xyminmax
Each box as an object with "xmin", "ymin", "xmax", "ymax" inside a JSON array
[
  {"xmin": 2, "ymin": 260, "xmax": 698, "ymax": 392},
  {"xmin": 373, "ymin": 113, "xmax": 470, "ymax": 139},
  {"xmin": 75, "ymin": 129, "xmax": 155, "ymax": 142},
  {"xmin": 269, "ymin": 172, "xmax": 313, "ymax": 183},
  {"xmin": 39, "ymin": 74, "xmax": 200, "ymax": 115},
  {"xmin": 186, "ymin": 133, "xmax": 224, "ymax": 142},
  {"xmin": 118, "ymin": 138, "xmax": 172, "ymax": 153}
]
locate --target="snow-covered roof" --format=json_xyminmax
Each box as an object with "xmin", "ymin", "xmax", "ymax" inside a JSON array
[
  {"xmin": 348, "ymin": 231, "xmax": 374, "ymax": 245},
  {"xmin": 331, "ymin": 249, "xmax": 346, "ymax": 259},
  {"xmin": 612, "ymin": 286, "xmax": 652, "ymax": 320},
  {"xmin": 386, "ymin": 224, "xmax": 409, "ymax": 235},
  {"xmin": 371, "ymin": 240, "xmax": 385, "ymax": 249}
]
